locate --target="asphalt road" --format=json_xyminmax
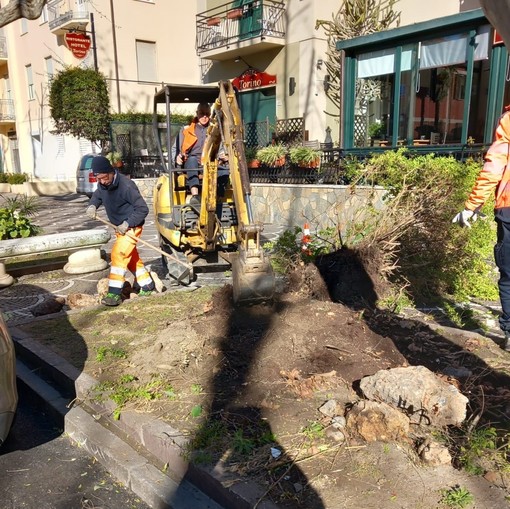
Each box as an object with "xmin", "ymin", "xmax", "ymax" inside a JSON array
[{"xmin": 0, "ymin": 384, "xmax": 151, "ymax": 509}]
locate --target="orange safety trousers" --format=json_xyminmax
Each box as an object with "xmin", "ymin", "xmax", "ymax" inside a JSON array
[{"xmin": 108, "ymin": 226, "xmax": 153, "ymax": 295}]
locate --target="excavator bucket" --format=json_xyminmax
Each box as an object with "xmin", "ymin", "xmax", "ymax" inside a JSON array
[
  {"xmin": 480, "ymin": 0, "xmax": 510, "ymax": 52},
  {"xmin": 231, "ymin": 251, "xmax": 275, "ymax": 305}
]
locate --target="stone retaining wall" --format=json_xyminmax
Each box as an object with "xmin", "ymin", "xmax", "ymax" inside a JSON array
[{"xmin": 133, "ymin": 178, "xmax": 384, "ymax": 230}]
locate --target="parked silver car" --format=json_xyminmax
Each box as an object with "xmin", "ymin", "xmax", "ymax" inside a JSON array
[
  {"xmin": 76, "ymin": 154, "xmax": 98, "ymax": 197},
  {"xmin": 0, "ymin": 312, "xmax": 17, "ymax": 446}
]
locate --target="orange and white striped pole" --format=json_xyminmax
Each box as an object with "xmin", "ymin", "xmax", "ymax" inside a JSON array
[{"xmin": 302, "ymin": 222, "xmax": 311, "ymax": 255}]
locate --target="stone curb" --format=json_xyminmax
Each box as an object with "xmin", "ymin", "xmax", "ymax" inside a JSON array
[{"xmin": 11, "ymin": 326, "xmax": 280, "ymax": 509}]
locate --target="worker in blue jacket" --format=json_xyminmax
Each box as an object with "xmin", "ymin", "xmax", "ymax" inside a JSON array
[{"xmin": 85, "ymin": 155, "xmax": 154, "ymax": 306}]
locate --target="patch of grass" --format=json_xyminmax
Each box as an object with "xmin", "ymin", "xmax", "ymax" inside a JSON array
[
  {"xmin": 301, "ymin": 421, "xmax": 325, "ymax": 441},
  {"xmin": 441, "ymin": 302, "xmax": 485, "ymax": 331},
  {"xmin": 95, "ymin": 346, "xmax": 127, "ymax": 362},
  {"xmin": 191, "ymin": 383, "xmax": 203, "ymax": 395},
  {"xmin": 439, "ymin": 485, "xmax": 474, "ymax": 508},
  {"xmin": 92, "ymin": 374, "xmax": 176, "ymax": 420},
  {"xmin": 458, "ymin": 426, "xmax": 510, "ymax": 475},
  {"xmin": 232, "ymin": 428, "xmax": 256, "ymax": 455}
]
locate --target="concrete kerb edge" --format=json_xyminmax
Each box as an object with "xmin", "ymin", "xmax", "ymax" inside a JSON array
[{"xmin": 13, "ymin": 324, "xmax": 281, "ymax": 509}]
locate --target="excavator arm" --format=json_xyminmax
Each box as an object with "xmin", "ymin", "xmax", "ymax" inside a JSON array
[{"xmin": 200, "ymin": 81, "xmax": 275, "ymax": 304}]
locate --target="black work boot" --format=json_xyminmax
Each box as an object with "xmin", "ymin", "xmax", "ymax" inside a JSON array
[
  {"xmin": 101, "ymin": 292, "xmax": 121, "ymax": 307},
  {"xmin": 504, "ymin": 332, "xmax": 510, "ymax": 352}
]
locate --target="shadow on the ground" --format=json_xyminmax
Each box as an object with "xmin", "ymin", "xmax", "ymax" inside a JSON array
[{"xmin": 172, "ymin": 291, "xmax": 326, "ymax": 509}]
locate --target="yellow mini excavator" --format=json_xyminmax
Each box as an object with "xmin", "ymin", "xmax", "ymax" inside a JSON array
[{"xmin": 152, "ymin": 81, "xmax": 275, "ymax": 304}]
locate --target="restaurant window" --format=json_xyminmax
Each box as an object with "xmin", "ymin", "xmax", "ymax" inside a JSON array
[{"xmin": 353, "ymin": 25, "xmax": 490, "ymax": 147}]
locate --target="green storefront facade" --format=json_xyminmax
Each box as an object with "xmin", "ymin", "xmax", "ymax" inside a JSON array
[{"xmin": 336, "ymin": 8, "xmax": 509, "ymax": 152}]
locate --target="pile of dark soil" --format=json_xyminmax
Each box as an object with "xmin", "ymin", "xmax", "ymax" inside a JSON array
[{"xmin": 14, "ymin": 259, "xmax": 510, "ymax": 508}]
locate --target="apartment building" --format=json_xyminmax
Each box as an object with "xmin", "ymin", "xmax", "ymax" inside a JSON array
[
  {"xmin": 0, "ymin": 0, "xmax": 200, "ymax": 181},
  {"xmin": 0, "ymin": 0, "xmax": 497, "ymax": 182}
]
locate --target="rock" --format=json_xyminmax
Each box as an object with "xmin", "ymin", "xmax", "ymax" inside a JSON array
[
  {"xmin": 318, "ymin": 399, "xmax": 338, "ymax": 418},
  {"xmin": 67, "ymin": 293, "xmax": 98, "ymax": 309},
  {"xmin": 326, "ymin": 429, "xmax": 345, "ymax": 442},
  {"xmin": 31, "ymin": 296, "xmax": 66, "ymax": 316},
  {"xmin": 97, "ymin": 278, "xmax": 109, "ymax": 297},
  {"xmin": 420, "ymin": 441, "xmax": 452, "ymax": 466},
  {"xmin": 331, "ymin": 415, "xmax": 346, "ymax": 429},
  {"xmin": 359, "ymin": 365, "xmax": 468, "ymax": 427},
  {"xmin": 346, "ymin": 400, "xmax": 410, "ymax": 442},
  {"xmin": 293, "ymin": 483, "xmax": 303, "ymax": 493}
]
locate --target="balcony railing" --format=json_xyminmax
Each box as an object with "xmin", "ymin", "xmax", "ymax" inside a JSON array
[
  {"xmin": 0, "ymin": 100, "xmax": 15, "ymax": 122},
  {"xmin": 196, "ymin": 0, "xmax": 285, "ymax": 57},
  {"xmin": 48, "ymin": 0, "xmax": 89, "ymax": 32}
]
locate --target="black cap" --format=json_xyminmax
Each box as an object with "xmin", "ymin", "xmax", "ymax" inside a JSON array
[{"xmin": 91, "ymin": 156, "xmax": 115, "ymax": 175}]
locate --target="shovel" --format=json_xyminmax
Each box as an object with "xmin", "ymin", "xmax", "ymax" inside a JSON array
[{"xmin": 94, "ymin": 215, "xmax": 192, "ymax": 275}]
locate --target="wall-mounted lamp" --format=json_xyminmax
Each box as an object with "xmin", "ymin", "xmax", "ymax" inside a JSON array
[
  {"xmin": 289, "ymin": 76, "xmax": 296, "ymax": 96},
  {"xmin": 234, "ymin": 55, "xmax": 253, "ymax": 68},
  {"xmin": 316, "ymin": 59, "xmax": 323, "ymax": 70}
]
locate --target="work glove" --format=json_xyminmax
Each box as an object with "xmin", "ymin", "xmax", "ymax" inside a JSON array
[
  {"xmin": 85, "ymin": 205, "xmax": 97, "ymax": 219},
  {"xmin": 452, "ymin": 208, "xmax": 486, "ymax": 228},
  {"xmin": 116, "ymin": 221, "xmax": 129, "ymax": 235}
]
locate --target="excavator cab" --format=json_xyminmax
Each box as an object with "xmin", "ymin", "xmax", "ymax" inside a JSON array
[{"xmin": 152, "ymin": 81, "xmax": 275, "ymax": 304}]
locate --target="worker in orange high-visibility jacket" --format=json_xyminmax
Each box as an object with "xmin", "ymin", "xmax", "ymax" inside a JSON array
[
  {"xmin": 453, "ymin": 106, "xmax": 510, "ymax": 351},
  {"xmin": 85, "ymin": 155, "xmax": 154, "ymax": 307}
]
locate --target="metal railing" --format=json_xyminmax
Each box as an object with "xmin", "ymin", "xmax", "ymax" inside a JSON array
[
  {"xmin": 196, "ymin": 0, "xmax": 285, "ymax": 54},
  {"xmin": 247, "ymin": 143, "xmax": 490, "ymax": 185}
]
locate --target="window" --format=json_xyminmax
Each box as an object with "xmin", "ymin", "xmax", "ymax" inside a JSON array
[
  {"xmin": 40, "ymin": 5, "xmax": 48, "ymax": 24},
  {"xmin": 20, "ymin": 17, "xmax": 28, "ymax": 35},
  {"xmin": 135, "ymin": 40, "xmax": 157, "ymax": 82},
  {"xmin": 45, "ymin": 56, "xmax": 54, "ymax": 83},
  {"xmin": 25, "ymin": 64, "xmax": 34, "ymax": 100},
  {"xmin": 350, "ymin": 24, "xmax": 491, "ymax": 148}
]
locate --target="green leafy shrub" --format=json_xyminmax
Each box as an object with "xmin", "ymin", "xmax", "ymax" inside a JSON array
[
  {"xmin": 344, "ymin": 149, "xmax": 497, "ymax": 303},
  {"xmin": 268, "ymin": 149, "xmax": 497, "ymax": 305},
  {"xmin": 0, "ymin": 173, "xmax": 29, "ymax": 184},
  {"xmin": 0, "ymin": 194, "xmax": 41, "ymax": 239}
]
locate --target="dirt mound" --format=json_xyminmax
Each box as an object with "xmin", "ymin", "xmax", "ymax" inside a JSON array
[{"xmin": 15, "ymin": 276, "xmax": 510, "ymax": 508}]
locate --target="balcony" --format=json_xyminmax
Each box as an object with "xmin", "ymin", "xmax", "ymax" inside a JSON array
[
  {"xmin": 0, "ymin": 100, "xmax": 15, "ymax": 124},
  {"xmin": 196, "ymin": 0, "xmax": 286, "ymax": 61},
  {"xmin": 47, "ymin": 0, "xmax": 90, "ymax": 34}
]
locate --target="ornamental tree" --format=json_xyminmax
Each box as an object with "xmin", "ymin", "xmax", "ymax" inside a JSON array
[
  {"xmin": 49, "ymin": 67, "xmax": 111, "ymax": 145},
  {"xmin": 315, "ymin": 0, "xmax": 401, "ymax": 111}
]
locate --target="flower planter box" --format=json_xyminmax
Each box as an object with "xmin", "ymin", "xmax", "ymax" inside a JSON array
[
  {"xmin": 227, "ymin": 8, "xmax": 243, "ymax": 19},
  {"xmin": 207, "ymin": 17, "xmax": 221, "ymax": 26}
]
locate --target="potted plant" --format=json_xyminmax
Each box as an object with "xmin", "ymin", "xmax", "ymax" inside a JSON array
[
  {"xmin": 106, "ymin": 151, "xmax": 123, "ymax": 168},
  {"xmin": 245, "ymin": 146, "xmax": 260, "ymax": 168},
  {"xmin": 256, "ymin": 144, "xmax": 287, "ymax": 167},
  {"xmin": 289, "ymin": 146, "xmax": 321, "ymax": 168}
]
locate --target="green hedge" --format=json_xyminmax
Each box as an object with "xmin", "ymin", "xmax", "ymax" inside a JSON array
[{"xmin": 0, "ymin": 173, "xmax": 28, "ymax": 185}]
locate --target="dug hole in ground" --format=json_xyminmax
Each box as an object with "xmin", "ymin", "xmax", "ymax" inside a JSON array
[{"xmin": 14, "ymin": 250, "xmax": 510, "ymax": 509}]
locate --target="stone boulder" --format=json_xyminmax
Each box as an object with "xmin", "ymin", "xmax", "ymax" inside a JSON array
[
  {"xmin": 359, "ymin": 365, "xmax": 468, "ymax": 427},
  {"xmin": 346, "ymin": 400, "xmax": 410, "ymax": 442}
]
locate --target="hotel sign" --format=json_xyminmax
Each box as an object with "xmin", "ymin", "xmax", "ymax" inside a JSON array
[{"xmin": 64, "ymin": 32, "xmax": 91, "ymax": 59}]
